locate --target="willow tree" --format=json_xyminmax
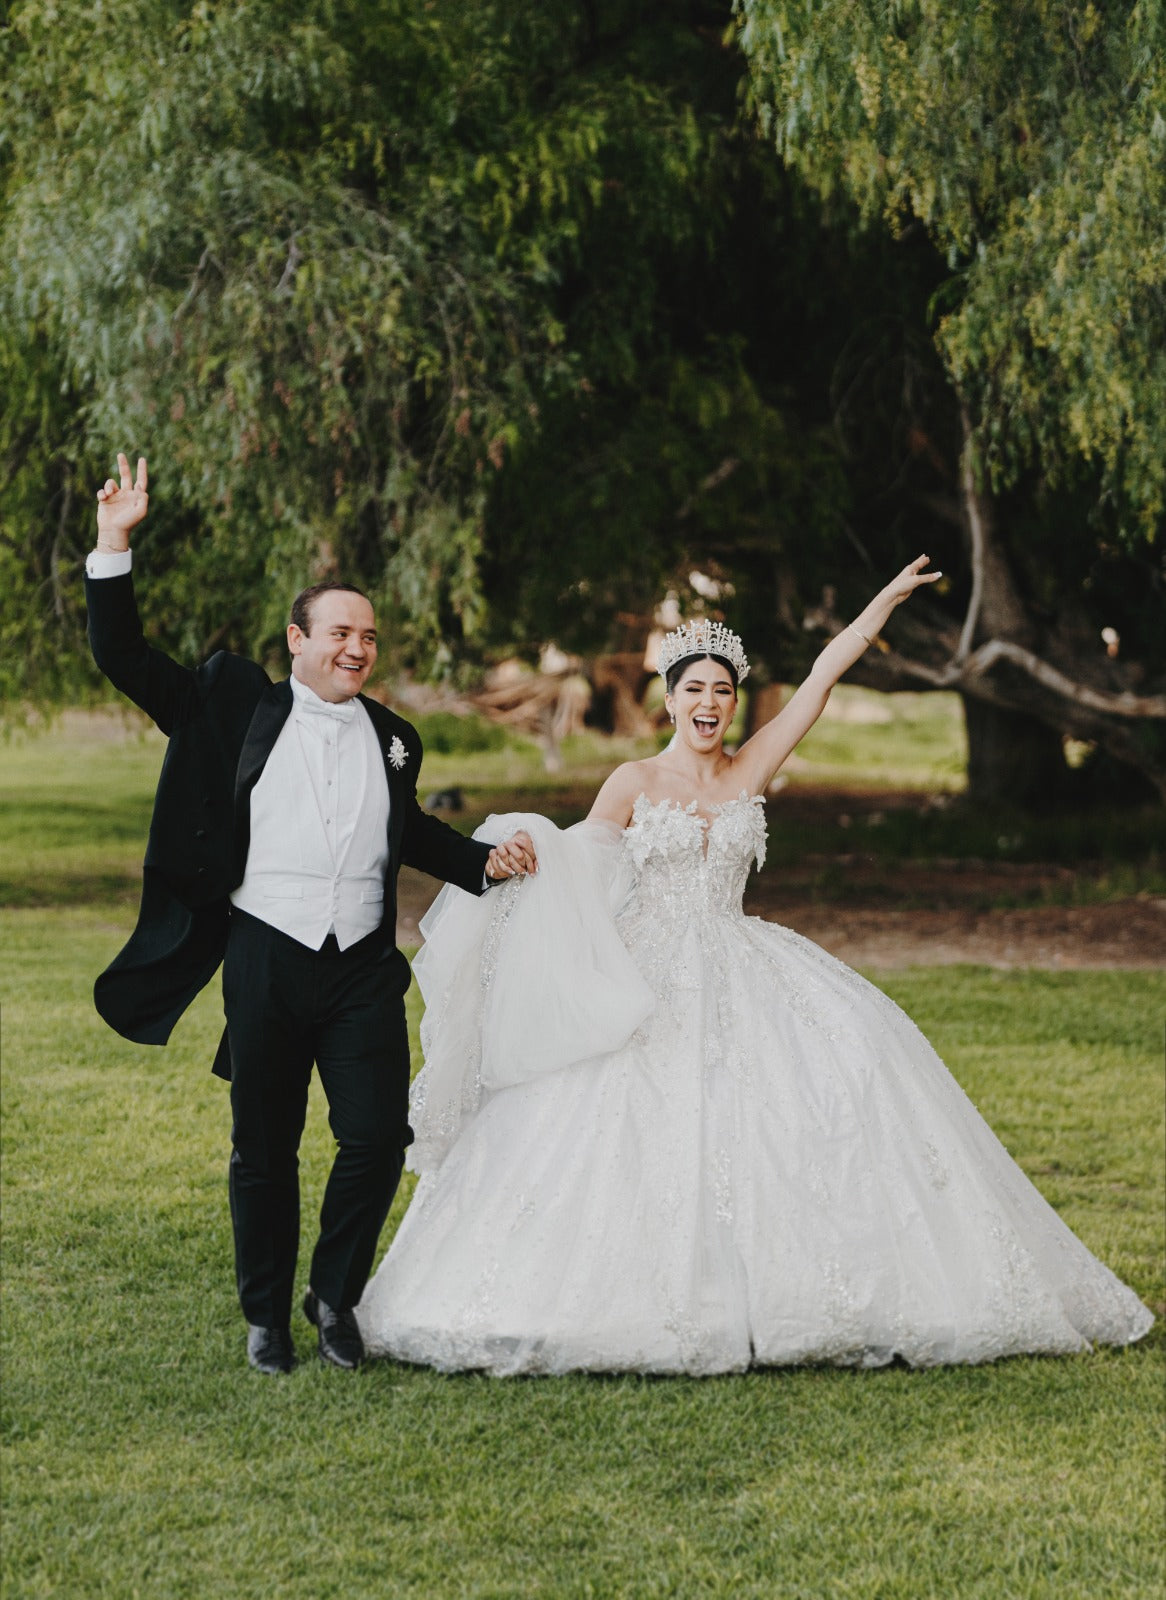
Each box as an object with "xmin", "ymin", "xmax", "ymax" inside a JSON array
[
  {"xmin": 736, "ymin": 0, "xmax": 1166, "ymax": 800},
  {"xmin": 1, "ymin": 0, "xmax": 738, "ymax": 693},
  {"xmin": 6, "ymin": 0, "xmax": 1163, "ymax": 807}
]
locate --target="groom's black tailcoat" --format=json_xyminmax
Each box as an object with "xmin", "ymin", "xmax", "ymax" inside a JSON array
[
  {"xmin": 86, "ymin": 570, "xmax": 492, "ymax": 1323},
  {"xmin": 86, "ymin": 570, "xmax": 490, "ymax": 1076}
]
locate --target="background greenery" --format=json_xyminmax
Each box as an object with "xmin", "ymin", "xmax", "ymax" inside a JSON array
[
  {"xmin": 2, "ymin": 720, "xmax": 1162, "ymax": 1598},
  {"xmin": 3, "ymin": 0, "xmax": 1163, "ymax": 801}
]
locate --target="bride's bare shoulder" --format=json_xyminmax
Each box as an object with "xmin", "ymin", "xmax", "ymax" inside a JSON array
[{"xmin": 587, "ymin": 758, "xmax": 657, "ymax": 828}]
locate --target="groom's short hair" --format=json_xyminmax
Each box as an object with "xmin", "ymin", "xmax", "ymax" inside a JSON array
[{"xmin": 290, "ymin": 582, "xmax": 372, "ymax": 636}]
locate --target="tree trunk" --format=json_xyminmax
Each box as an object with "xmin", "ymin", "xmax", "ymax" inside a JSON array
[
  {"xmin": 961, "ymin": 696, "xmax": 1068, "ymax": 808},
  {"xmin": 589, "ymin": 653, "xmax": 655, "ymax": 737},
  {"xmin": 744, "ymin": 681, "xmax": 785, "ymax": 740},
  {"xmin": 957, "ymin": 410, "xmax": 1068, "ymax": 808}
]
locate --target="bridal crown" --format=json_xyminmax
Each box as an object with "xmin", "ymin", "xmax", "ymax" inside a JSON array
[{"xmin": 657, "ymin": 618, "xmax": 750, "ymax": 684}]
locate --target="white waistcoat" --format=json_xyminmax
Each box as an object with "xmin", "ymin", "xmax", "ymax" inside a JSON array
[{"xmin": 229, "ymin": 677, "xmax": 390, "ymax": 950}]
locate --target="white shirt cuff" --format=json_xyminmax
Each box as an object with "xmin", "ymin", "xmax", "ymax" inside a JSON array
[{"xmin": 86, "ymin": 548, "xmax": 133, "ymax": 579}]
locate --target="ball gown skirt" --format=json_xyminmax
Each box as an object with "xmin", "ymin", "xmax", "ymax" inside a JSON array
[{"xmin": 356, "ymin": 797, "xmax": 1153, "ymax": 1375}]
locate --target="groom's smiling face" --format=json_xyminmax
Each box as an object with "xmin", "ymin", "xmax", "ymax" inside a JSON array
[{"xmin": 288, "ymin": 590, "xmax": 378, "ymax": 703}]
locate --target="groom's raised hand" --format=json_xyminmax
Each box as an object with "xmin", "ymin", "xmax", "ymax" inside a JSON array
[
  {"xmin": 486, "ymin": 831, "xmax": 538, "ymax": 881},
  {"xmin": 95, "ymin": 452, "xmax": 149, "ymax": 551}
]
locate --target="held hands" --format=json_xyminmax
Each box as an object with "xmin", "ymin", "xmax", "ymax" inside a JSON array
[
  {"xmin": 95, "ymin": 453, "xmax": 149, "ymax": 551},
  {"xmin": 486, "ymin": 831, "xmax": 538, "ymax": 882}
]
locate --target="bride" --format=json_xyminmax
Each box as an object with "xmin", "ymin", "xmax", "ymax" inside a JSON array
[{"xmin": 356, "ymin": 557, "xmax": 1153, "ymax": 1373}]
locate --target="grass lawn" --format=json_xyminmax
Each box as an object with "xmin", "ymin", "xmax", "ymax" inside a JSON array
[{"xmin": 2, "ymin": 716, "xmax": 1163, "ymax": 1598}]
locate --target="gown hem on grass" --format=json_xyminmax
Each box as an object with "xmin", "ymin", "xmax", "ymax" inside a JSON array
[{"xmin": 356, "ymin": 797, "xmax": 1153, "ymax": 1375}]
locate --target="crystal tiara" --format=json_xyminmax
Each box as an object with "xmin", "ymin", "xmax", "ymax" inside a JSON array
[{"xmin": 657, "ymin": 618, "xmax": 750, "ymax": 683}]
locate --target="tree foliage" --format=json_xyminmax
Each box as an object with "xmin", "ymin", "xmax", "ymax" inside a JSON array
[
  {"xmin": 2, "ymin": 0, "xmax": 1162, "ymax": 804},
  {"xmin": 732, "ymin": 0, "xmax": 1166, "ymax": 798},
  {"xmin": 3, "ymin": 1, "xmax": 763, "ymax": 691},
  {"xmin": 4, "ymin": 1, "xmax": 557, "ymax": 681},
  {"xmin": 735, "ymin": 0, "xmax": 1166, "ymax": 541}
]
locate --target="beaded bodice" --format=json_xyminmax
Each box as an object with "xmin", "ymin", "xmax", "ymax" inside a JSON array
[{"xmin": 621, "ymin": 793, "xmax": 766, "ymax": 925}]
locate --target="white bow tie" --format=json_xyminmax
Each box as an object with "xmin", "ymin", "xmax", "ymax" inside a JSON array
[{"xmin": 296, "ymin": 694, "xmax": 357, "ymax": 725}]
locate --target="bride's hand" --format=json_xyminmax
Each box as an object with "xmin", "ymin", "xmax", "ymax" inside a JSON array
[
  {"xmin": 487, "ymin": 831, "xmax": 538, "ymax": 880},
  {"xmin": 883, "ymin": 554, "xmax": 941, "ymax": 606}
]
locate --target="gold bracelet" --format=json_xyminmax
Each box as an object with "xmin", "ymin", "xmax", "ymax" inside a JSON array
[{"xmin": 849, "ymin": 623, "xmax": 872, "ymax": 646}]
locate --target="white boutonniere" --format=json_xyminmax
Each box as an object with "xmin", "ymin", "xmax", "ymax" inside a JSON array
[{"xmin": 387, "ymin": 735, "xmax": 407, "ymax": 771}]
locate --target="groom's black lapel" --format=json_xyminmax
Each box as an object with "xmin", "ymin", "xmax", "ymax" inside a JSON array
[
  {"xmin": 233, "ymin": 679, "xmax": 294, "ymax": 869},
  {"xmin": 362, "ymin": 698, "xmax": 409, "ymax": 865},
  {"xmin": 386, "ymin": 756, "xmax": 408, "ymax": 868}
]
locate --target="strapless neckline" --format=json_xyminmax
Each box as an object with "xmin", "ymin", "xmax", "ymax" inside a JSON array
[
  {"xmin": 629, "ymin": 790, "xmax": 764, "ymax": 828},
  {"xmin": 628, "ymin": 791, "xmax": 765, "ymax": 859}
]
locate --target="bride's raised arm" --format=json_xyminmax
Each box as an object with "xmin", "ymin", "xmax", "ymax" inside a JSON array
[{"xmin": 734, "ymin": 555, "xmax": 941, "ymax": 794}]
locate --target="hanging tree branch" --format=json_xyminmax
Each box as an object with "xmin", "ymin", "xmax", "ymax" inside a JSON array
[
  {"xmin": 49, "ymin": 467, "xmax": 74, "ymax": 623},
  {"xmin": 807, "ymin": 605, "xmax": 1166, "ymax": 719},
  {"xmin": 954, "ymin": 407, "xmax": 985, "ymax": 665}
]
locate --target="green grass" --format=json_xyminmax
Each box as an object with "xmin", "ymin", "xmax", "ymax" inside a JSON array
[
  {"xmin": 2, "ymin": 913, "xmax": 1162, "ymax": 1599},
  {"xmin": 2, "ymin": 712, "xmax": 1164, "ymax": 1597},
  {"xmin": 784, "ymin": 685, "xmax": 968, "ymax": 791}
]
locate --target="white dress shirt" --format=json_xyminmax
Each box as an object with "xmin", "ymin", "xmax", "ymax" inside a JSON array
[
  {"xmin": 85, "ymin": 545, "xmax": 481, "ymax": 936},
  {"xmin": 230, "ymin": 676, "xmax": 391, "ymax": 950}
]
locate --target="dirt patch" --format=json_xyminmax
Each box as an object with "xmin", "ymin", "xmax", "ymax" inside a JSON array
[
  {"xmin": 750, "ymin": 857, "xmax": 1086, "ymax": 909},
  {"xmin": 748, "ymin": 899, "xmax": 1166, "ymax": 971}
]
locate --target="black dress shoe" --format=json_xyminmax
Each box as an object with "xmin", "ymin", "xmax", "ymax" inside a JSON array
[
  {"xmin": 303, "ymin": 1289, "xmax": 364, "ymax": 1369},
  {"xmin": 246, "ymin": 1324, "xmax": 296, "ymax": 1375}
]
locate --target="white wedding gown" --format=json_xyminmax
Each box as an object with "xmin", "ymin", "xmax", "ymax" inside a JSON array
[{"xmin": 357, "ymin": 795, "xmax": 1152, "ymax": 1374}]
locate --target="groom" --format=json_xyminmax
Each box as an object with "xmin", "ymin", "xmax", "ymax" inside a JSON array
[{"xmin": 86, "ymin": 453, "xmax": 535, "ymax": 1375}]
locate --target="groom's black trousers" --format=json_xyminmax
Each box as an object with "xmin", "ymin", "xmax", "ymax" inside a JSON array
[{"xmin": 223, "ymin": 909, "xmax": 411, "ymax": 1328}]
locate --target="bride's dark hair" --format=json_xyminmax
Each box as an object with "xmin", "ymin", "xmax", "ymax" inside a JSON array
[{"xmin": 664, "ymin": 653, "xmax": 739, "ymax": 695}]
